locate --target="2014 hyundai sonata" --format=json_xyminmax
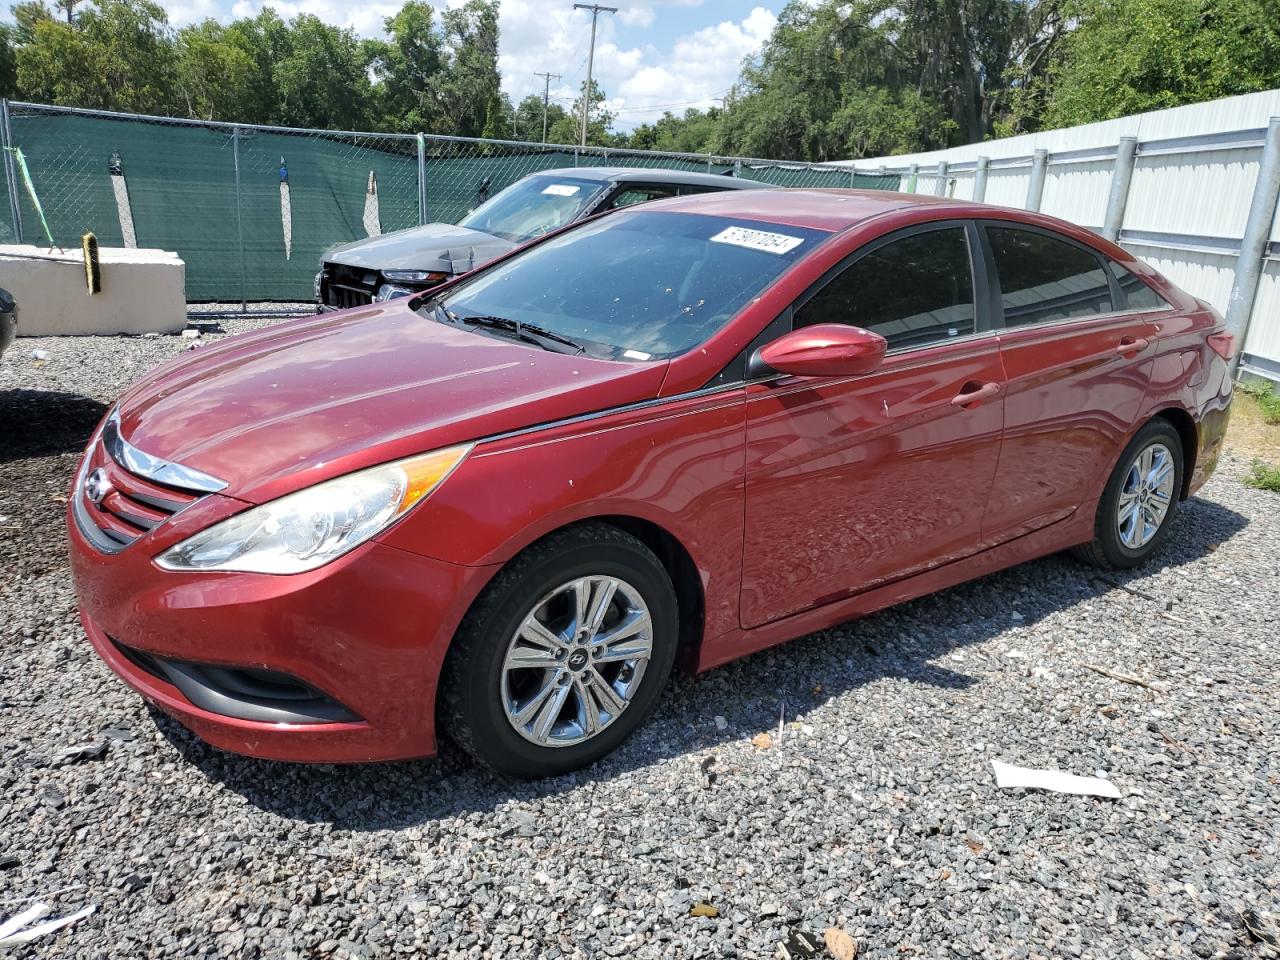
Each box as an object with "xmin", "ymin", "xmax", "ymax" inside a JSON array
[{"xmin": 69, "ymin": 189, "xmax": 1233, "ymax": 777}]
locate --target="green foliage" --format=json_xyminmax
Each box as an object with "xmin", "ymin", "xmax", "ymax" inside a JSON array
[
  {"xmin": 1238, "ymin": 377, "xmax": 1277, "ymax": 399},
  {"xmin": 510, "ymin": 93, "xmax": 569, "ymax": 143},
  {"xmin": 0, "ymin": 24, "xmax": 16, "ymax": 98},
  {"xmin": 175, "ymin": 20, "xmax": 255, "ymax": 121},
  {"xmin": 5, "ymin": 0, "xmax": 501, "ymax": 135},
  {"xmin": 1243, "ymin": 460, "xmax": 1280, "ymax": 492},
  {"xmin": 628, "ymin": 108, "xmax": 722, "ymax": 154},
  {"xmin": 547, "ymin": 79, "xmax": 616, "ymax": 146},
  {"xmin": 1238, "ymin": 377, "xmax": 1280, "ymax": 423},
  {"xmin": 15, "ymin": 0, "xmax": 180, "ymax": 113},
  {"xmin": 1043, "ymin": 0, "xmax": 1280, "ymax": 127},
  {"xmin": 698, "ymin": 0, "xmax": 1067, "ymax": 161},
  {"xmin": 272, "ymin": 15, "xmax": 372, "ymax": 129},
  {"xmin": 1259, "ymin": 393, "xmax": 1280, "ymax": 426}
]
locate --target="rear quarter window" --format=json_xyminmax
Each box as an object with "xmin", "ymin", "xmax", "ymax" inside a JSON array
[{"xmin": 1109, "ymin": 261, "xmax": 1171, "ymax": 311}]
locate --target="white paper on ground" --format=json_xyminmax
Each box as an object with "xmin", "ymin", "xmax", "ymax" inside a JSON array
[
  {"xmin": 0, "ymin": 903, "xmax": 51, "ymax": 941},
  {"xmin": 0, "ymin": 904, "xmax": 95, "ymax": 947},
  {"xmin": 991, "ymin": 759, "xmax": 1122, "ymax": 799}
]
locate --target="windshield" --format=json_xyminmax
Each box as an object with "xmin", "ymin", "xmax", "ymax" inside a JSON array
[
  {"xmin": 428, "ymin": 210, "xmax": 828, "ymax": 361},
  {"xmin": 457, "ymin": 174, "xmax": 606, "ymax": 243}
]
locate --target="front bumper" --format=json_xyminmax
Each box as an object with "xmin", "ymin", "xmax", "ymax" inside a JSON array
[{"xmin": 69, "ymin": 499, "xmax": 496, "ymax": 763}]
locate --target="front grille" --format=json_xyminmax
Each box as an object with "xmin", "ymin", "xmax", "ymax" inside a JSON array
[
  {"xmin": 74, "ymin": 420, "xmax": 212, "ymax": 553},
  {"xmin": 322, "ymin": 262, "xmax": 377, "ymax": 309}
]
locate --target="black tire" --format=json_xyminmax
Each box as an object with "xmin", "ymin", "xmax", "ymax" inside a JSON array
[
  {"xmin": 439, "ymin": 523, "xmax": 678, "ymax": 778},
  {"xmin": 1072, "ymin": 419, "xmax": 1184, "ymax": 570}
]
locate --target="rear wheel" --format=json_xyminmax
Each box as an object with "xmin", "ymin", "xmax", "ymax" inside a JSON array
[
  {"xmin": 440, "ymin": 524, "xmax": 678, "ymax": 777},
  {"xmin": 1073, "ymin": 419, "xmax": 1183, "ymax": 569}
]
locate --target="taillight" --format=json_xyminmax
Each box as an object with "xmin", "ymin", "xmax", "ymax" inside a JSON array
[{"xmin": 1207, "ymin": 330, "xmax": 1234, "ymax": 360}]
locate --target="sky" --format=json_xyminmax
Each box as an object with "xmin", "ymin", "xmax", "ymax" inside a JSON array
[{"xmin": 150, "ymin": 0, "xmax": 786, "ymax": 131}]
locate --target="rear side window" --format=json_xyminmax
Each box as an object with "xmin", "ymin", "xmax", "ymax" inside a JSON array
[
  {"xmin": 1109, "ymin": 261, "xmax": 1170, "ymax": 311},
  {"xmin": 794, "ymin": 227, "xmax": 975, "ymax": 351},
  {"xmin": 987, "ymin": 227, "xmax": 1113, "ymax": 327}
]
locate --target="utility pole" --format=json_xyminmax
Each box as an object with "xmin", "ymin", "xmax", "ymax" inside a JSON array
[
  {"xmin": 534, "ymin": 71, "xmax": 561, "ymax": 144},
  {"xmin": 572, "ymin": 3, "xmax": 616, "ymax": 147}
]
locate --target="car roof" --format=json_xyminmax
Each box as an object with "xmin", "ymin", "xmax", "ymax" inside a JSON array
[
  {"xmin": 644, "ymin": 187, "xmax": 982, "ymax": 232},
  {"xmin": 534, "ymin": 166, "xmax": 768, "ymax": 189}
]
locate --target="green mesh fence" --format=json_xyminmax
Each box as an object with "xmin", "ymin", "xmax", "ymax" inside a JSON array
[{"xmin": 1, "ymin": 102, "xmax": 900, "ymax": 303}]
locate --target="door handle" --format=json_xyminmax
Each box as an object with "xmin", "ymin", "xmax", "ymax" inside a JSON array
[
  {"xmin": 950, "ymin": 381, "xmax": 1002, "ymax": 407},
  {"xmin": 1115, "ymin": 336, "xmax": 1150, "ymax": 356}
]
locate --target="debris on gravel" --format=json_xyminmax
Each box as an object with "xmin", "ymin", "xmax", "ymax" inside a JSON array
[{"xmin": 2, "ymin": 318, "xmax": 1279, "ymax": 958}]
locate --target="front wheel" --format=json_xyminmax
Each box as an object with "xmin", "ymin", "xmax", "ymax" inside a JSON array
[
  {"xmin": 1073, "ymin": 419, "xmax": 1184, "ymax": 569},
  {"xmin": 440, "ymin": 524, "xmax": 678, "ymax": 777}
]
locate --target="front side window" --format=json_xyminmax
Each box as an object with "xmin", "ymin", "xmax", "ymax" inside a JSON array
[
  {"xmin": 430, "ymin": 211, "xmax": 828, "ymax": 361},
  {"xmin": 794, "ymin": 226, "xmax": 976, "ymax": 351},
  {"xmin": 458, "ymin": 174, "xmax": 606, "ymax": 244},
  {"xmin": 988, "ymin": 227, "xmax": 1113, "ymax": 327}
]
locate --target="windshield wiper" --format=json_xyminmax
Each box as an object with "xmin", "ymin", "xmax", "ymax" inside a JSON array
[{"xmin": 463, "ymin": 315, "xmax": 586, "ymax": 355}]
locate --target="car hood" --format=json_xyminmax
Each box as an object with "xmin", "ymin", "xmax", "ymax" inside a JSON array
[
  {"xmin": 114, "ymin": 303, "xmax": 667, "ymax": 503},
  {"xmin": 324, "ymin": 223, "xmax": 516, "ymax": 274}
]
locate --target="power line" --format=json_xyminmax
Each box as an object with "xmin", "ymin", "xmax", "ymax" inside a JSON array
[
  {"xmin": 533, "ymin": 71, "xmax": 562, "ymax": 143},
  {"xmin": 572, "ymin": 3, "xmax": 617, "ymax": 146}
]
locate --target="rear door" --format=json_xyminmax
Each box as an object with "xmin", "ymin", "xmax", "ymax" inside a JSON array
[
  {"xmin": 740, "ymin": 221, "xmax": 1007, "ymax": 628},
  {"xmin": 981, "ymin": 222, "xmax": 1159, "ymax": 543}
]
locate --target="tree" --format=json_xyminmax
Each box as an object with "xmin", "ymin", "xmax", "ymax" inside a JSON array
[
  {"xmin": 222, "ymin": 8, "xmax": 293, "ymax": 125},
  {"xmin": 709, "ymin": 0, "xmax": 1065, "ymax": 159},
  {"xmin": 271, "ymin": 15, "xmax": 373, "ymax": 129},
  {"xmin": 176, "ymin": 20, "xmax": 255, "ymax": 121},
  {"xmin": 0, "ymin": 25, "xmax": 16, "ymax": 98},
  {"xmin": 366, "ymin": 1, "xmax": 444, "ymax": 132},
  {"xmin": 430, "ymin": 0, "xmax": 501, "ymax": 138},
  {"xmin": 627, "ymin": 108, "xmax": 721, "ymax": 154},
  {"xmin": 1042, "ymin": 0, "xmax": 1280, "ymax": 127},
  {"xmin": 549, "ymin": 78, "xmax": 615, "ymax": 145},
  {"xmin": 14, "ymin": 0, "xmax": 180, "ymax": 114},
  {"xmin": 511, "ymin": 93, "xmax": 569, "ymax": 143}
]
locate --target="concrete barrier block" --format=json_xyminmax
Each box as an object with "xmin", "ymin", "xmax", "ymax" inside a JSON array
[{"xmin": 0, "ymin": 245, "xmax": 186, "ymax": 336}]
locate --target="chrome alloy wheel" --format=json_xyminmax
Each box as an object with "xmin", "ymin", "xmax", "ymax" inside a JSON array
[
  {"xmin": 500, "ymin": 576, "xmax": 653, "ymax": 748},
  {"xmin": 1116, "ymin": 441, "xmax": 1176, "ymax": 549}
]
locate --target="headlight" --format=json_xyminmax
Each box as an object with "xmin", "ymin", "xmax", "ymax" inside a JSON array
[
  {"xmin": 382, "ymin": 269, "xmax": 447, "ymax": 283},
  {"xmin": 375, "ymin": 283, "xmax": 415, "ymax": 302},
  {"xmin": 156, "ymin": 445, "xmax": 471, "ymax": 574}
]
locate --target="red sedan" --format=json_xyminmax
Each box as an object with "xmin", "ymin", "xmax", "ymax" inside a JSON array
[{"xmin": 68, "ymin": 189, "xmax": 1233, "ymax": 776}]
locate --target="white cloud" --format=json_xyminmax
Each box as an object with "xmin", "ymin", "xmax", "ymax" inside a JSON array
[
  {"xmin": 618, "ymin": 5, "xmax": 655, "ymax": 29},
  {"xmin": 498, "ymin": 3, "xmax": 776, "ymax": 131}
]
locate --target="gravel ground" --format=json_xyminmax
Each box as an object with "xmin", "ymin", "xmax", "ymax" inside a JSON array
[{"xmin": 1, "ymin": 321, "xmax": 1278, "ymax": 960}]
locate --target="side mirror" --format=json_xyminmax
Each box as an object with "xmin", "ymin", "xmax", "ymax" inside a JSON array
[{"xmin": 749, "ymin": 323, "xmax": 887, "ymax": 379}]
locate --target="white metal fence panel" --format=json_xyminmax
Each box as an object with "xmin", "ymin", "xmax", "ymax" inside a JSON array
[
  {"xmin": 1247, "ymin": 263, "xmax": 1280, "ymax": 363},
  {"xmin": 837, "ymin": 89, "xmax": 1280, "ymax": 381},
  {"xmin": 1127, "ymin": 148, "xmax": 1261, "ymax": 239},
  {"xmin": 1041, "ymin": 159, "xmax": 1112, "ymax": 228},
  {"xmin": 983, "ymin": 167, "xmax": 1030, "ymax": 208}
]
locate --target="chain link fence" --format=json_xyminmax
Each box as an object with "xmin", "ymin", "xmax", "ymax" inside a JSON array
[{"xmin": 0, "ymin": 101, "xmax": 901, "ymax": 304}]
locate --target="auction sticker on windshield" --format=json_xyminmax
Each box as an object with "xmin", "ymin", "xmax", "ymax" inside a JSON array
[
  {"xmin": 710, "ymin": 225, "xmax": 805, "ymax": 255},
  {"xmin": 542, "ymin": 184, "xmax": 581, "ymax": 197}
]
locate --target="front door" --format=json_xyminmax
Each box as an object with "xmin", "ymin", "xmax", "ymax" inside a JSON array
[{"xmin": 740, "ymin": 222, "xmax": 1007, "ymax": 628}]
